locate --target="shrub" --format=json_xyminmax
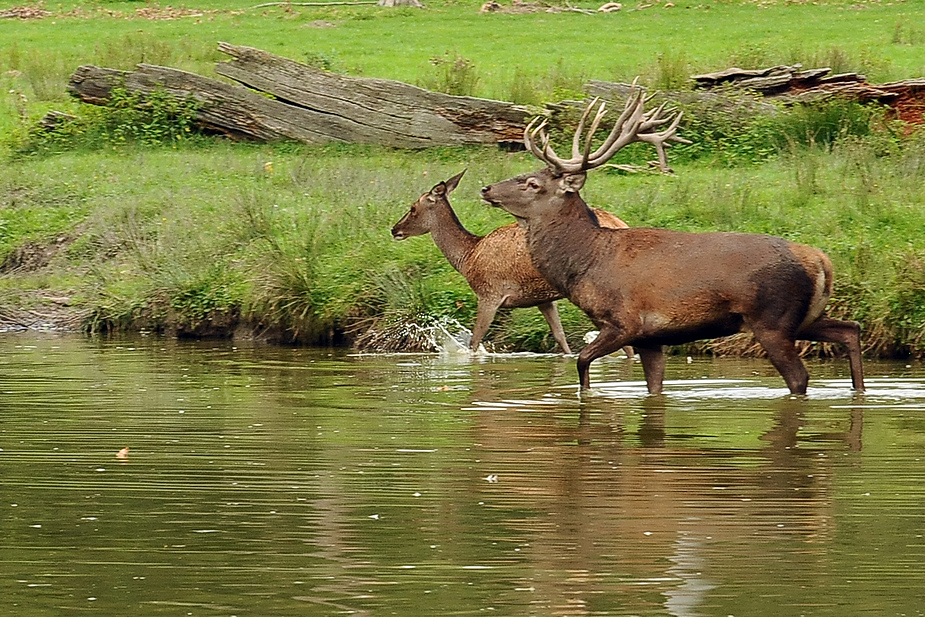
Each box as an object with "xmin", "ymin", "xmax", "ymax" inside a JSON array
[
  {"xmin": 672, "ymin": 98, "xmax": 889, "ymax": 166},
  {"xmin": 14, "ymin": 86, "xmax": 202, "ymax": 155}
]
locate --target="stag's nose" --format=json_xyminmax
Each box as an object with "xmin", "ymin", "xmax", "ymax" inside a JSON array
[{"xmin": 391, "ymin": 227, "xmax": 405, "ymax": 240}]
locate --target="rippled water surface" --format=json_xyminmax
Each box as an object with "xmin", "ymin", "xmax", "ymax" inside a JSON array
[{"xmin": 2, "ymin": 333, "xmax": 925, "ymax": 616}]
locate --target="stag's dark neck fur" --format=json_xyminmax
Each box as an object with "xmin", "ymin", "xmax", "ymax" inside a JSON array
[
  {"xmin": 523, "ymin": 194, "xmax": 612, "ymax": 296},
  {"xmin": 430, "ymin": 200, "xmax": 481, "ymax": 273}
]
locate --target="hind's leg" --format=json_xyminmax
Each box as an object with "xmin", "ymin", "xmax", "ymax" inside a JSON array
[
  {"xmin": 538, "ymin": 301, "xmax": 572, "ymax": 354},
  {"xmin": 471, "ymin": 297, "xmax": 503, "ymax": 351}
]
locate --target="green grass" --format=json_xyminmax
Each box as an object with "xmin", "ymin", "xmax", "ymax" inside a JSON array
[
  {"xmin": 2, "ymin": 134, "xmax": 924, "ymax": 354},
  {"xmin": 2, "ymin": 0, "xmax": 924, "ymax": 124},
  {"xmin": 1, "ymin": 0, "xmax": 924, "ymax": 354}
]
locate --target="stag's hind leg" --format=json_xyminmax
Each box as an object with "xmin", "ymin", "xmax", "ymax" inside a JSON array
[
  {"xmin": 799, "ymin": 316, "xmax": 865, "ymax": 392},
  {"xmin": 537, "ymin": 301, "xmax": 572, "ymax": 354},
  {"xmin": 750, "ymin": 325, "xmax": 810, "ymax": 394}
]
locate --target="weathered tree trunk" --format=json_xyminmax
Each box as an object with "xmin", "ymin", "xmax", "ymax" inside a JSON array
[
  {"xmin": 67, "ymin": 64, "xmax": 300, "ymax": 141},
  {"xmin": 213, "ymin": 43, "xmax": 528, "ymax": 147},
  {"xmin": 66, "ymin": 44, "xmax": 531, "ymax": 148},
  {"xmin": 63, "ymin": 52, "xmax": 925, "ymax": 150},
  {"xmin": 687, "ymin": 65, "xmax": 925, "ymax": 124}
]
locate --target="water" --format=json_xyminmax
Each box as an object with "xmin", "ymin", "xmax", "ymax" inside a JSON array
[{"xmin": 1, "ymin": 333, "xmax": 925, "ymax": 616}]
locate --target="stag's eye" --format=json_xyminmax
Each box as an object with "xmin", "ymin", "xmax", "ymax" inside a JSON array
[
  {"xmin": 525, "ymin": 177, "xmax": 541, "ymax": 190},
  {"xmin": 410, "ymin": 206, "xmax": 417, "ymax": 214}
]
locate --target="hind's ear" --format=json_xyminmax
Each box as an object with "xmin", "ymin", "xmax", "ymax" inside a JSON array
[
  {"xmin": 444, "ymin": 169, "xmax": 466, "ymax": 194},
  {"xmin": 430, "ymin": 182, "xmax": 447, "ymax": 198}
]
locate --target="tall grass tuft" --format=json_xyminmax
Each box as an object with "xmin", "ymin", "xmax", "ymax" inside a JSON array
[
  {"xmin": 502, "ymin": 59, "xmax": 587, "ymax": 105},
  {"xmin": 418, "ymin": 52, "xmax": 480, "ymax": 97},
  {"xmin": 648, "ymin": 52, "xmax": 691, "ymax": 91},
  {"xmin": 92, "ymin": 33, "xmax": 220, "ymax": 74},
  {"xmin": 506, "ymin": 67, "xmax": 541, "ymax": 105},
  {"xmin": 785, "ymin": 46, "xmax": 892, "ymax": 81},
  {"xmin": 892, "ymin": 20, "xmax": 925, "ymax": 46},
  {"xmin": 7, "ymin": 46, "xmax": 73, "ymax": 103}
]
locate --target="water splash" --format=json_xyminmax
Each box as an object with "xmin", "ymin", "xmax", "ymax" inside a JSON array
[{"xmin": 354, "ymin": 315, "xmax": 475, "ymax": 353}]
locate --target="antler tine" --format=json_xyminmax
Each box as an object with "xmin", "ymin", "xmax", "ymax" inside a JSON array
[
  {"xmin": 581, "ymin": 100, "xmax": 610, "ymax": 167},
  {"xmin": 571, "ymin": 97, "xmax": 601, "ymax": 159},
  {"xmin": 541, "ymin": 97, "xmax": 613, "ymax": 174},
  {"xmin": 584, "ymin": 85, "xmax": 648, "ymax": 168},
  {"xmin": 635, "ymin": 110, "xmax": 692, "ymax": 172},
  {"xmin": 639, "ymin": 101, "xmax": 670, "ymax": 132},
  {"xmin": 523, "ymin": 115, "xmax": 577, "ymax": 173},
  {"xmin": 523, "ymin": 116, "xmax": 548, "ymax": 161}
]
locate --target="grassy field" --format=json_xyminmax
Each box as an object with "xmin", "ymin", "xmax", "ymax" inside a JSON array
[{"xmin": 1, "ymin": 0, "xmax": 924, "ymax": 355}]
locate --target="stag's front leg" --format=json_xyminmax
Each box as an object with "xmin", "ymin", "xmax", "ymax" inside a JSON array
[
  {"xmin": 576, "ymin": 326, "xmax": 630, "ymax": 389},
  {"xmin": 636, "ymin": 346, "xmax": 666, "ymax": 394}
]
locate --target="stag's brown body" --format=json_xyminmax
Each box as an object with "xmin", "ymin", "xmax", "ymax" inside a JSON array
[
  {"xmin": 481, "ymin": 90, "xmax": 865, "ymax": 394},
  {"xmin": 391, "ymin": 170, "xmax": 628, "ymax": 354}
]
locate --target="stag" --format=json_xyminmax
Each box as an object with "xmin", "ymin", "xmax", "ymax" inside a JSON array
[
  {"xmin": 391, "ymin": 170, "xmax": 630, "ymax": 354},
  {"xmin": 480, "ymin": 88, "xmax": 865, "ymax": 394}
]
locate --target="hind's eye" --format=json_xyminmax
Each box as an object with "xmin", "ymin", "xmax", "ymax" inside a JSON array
[{"xmin": 410, "ymin": 207, "xmax": 417, "ymax": 214}]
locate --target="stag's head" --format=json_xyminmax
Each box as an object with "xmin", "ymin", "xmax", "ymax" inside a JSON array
[
  {"xmin": 391, "ymin": 170, "xmax": 465, "ymax": 240},
  {"xmin": 480, "ymin": 166, "xmax": 587, "ymax": 222},
  {"xmin": 481, "ymin": 82, "xmax": 688, "ymax": 221}
]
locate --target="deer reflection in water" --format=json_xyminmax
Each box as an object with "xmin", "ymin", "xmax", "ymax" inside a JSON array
[{"xmin": 470, "ymin": 393, "xmax": 864, "ymax": 616}]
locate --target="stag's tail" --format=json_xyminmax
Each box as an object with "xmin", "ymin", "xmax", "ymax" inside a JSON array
[{"xmin": 794, "ymin": 245, "xmax": 834, "ymax": 332}]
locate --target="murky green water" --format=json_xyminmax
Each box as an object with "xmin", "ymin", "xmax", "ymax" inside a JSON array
[{"xmin": 2, "ymin": 333, "xmax": 925, "ymax": 616}]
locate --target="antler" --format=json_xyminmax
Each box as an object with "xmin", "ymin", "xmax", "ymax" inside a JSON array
[{"xmin": 523, "ymin": 79, "xmax": 692, "ymax": 174}]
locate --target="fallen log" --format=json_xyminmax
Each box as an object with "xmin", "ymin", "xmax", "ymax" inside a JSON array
[
  {"xmin": 214, "ymin": 43, "xmax": 531, "ymax": 147},
  {"xmin": 62, "ymin": 52, "xmax": 925, "ymax": 152},
  {"xmin": 690, "ymin": 65, "xmax": 868, "ymax": 92},
  {"xmin": 66, "ymin": 44, "xmax": 531, "ymax": 148},
  {"xmin": 689, "ymin": 65, "xmax": 925, "ymax": 125},
  {"xmin": 68, "ymin": 64, "xmax": 298, "ymax": 141}
]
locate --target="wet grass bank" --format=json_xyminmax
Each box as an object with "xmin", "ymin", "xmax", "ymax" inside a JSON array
[{"xmin": 1, "ymin": 134, "xmax": 924, "ymax": 356}]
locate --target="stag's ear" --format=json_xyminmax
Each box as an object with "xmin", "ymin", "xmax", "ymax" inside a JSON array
[
  {"xmin": 558, "ymin": 172, "xmax": 586, "ymax": 194},
  {"xmin": 444, "ymin": 169, "xmax": 466, "ymax": 194}
]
